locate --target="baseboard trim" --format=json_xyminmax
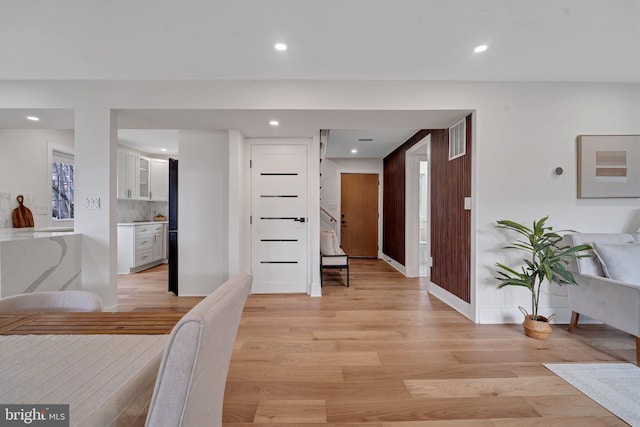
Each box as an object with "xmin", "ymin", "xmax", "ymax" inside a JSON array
[
  {"xmin": 381, "ymin": 254, "xmax": 406, "ymax": 276},
  {"xmin": 475, "ymin": 306, "xmax": 602, "ymax": 325},
  {"xmin": 429, "ymin": 282, "xmax": 474, "ymax": 322}
]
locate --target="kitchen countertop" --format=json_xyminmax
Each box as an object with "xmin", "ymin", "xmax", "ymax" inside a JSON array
[
  {"xmin": 118, "ymin": 220, "xmax": 168, "ymax": 226},
  {"xmin": 0, "ymin": 227, "xmax": 78, "ymax": 243}
]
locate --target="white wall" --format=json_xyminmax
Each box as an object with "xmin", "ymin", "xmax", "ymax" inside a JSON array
[
  {"xmin": 178, "ymin": 130, "xmax": 229, "ymax": 295},
  {"xmin": 320, "ymin": 158, "xmax": 384, "ymax": 257},
  {"xmin": 471, "ymin": 84, "xmax": 640, "ymax": 323},
  {"xmin": 228, "ymin": 130, "xmax": 250, "ymax": 276},
  {"xmin": 74, "ymin": 106, "xmax": 118, "ymax": 309},
  {"xmin": 1, "ymin": 80, "xmax": 639, "ymax": 321},
  {"xmin": 0, "ymin": 129, "xmax": 74, "ymax": 228}
]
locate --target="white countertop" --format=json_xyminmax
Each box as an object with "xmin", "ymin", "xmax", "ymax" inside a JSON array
[
  {"xmin": 0, "ymin": 227, "xmax": 78, "ymax": 242},
  {"xmin": 118, "ymin": 220, "xmax": 168, "ymax": 226}
]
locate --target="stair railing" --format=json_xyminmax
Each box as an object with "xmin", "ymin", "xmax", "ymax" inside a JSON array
[{"xmin": 320, "ymin": 207, "xmax": 338, "ymax": 233}]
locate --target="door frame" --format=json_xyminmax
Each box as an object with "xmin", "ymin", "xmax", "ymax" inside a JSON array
[
  {"xmin": 405, "ymin": 134, "xmax": 431, "ymax": 278},
  {"xmin": 243, "ymin": 137, "xmax": 321, "ymax": 297},
  {"xmin": 337, "ymin": 168, "xmax": 383, "ymax": 259}
]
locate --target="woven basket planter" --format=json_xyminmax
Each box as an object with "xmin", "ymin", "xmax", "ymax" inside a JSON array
[{"xmin": 519, "ymin": 306, "xmax": 554, "ymax": 340}]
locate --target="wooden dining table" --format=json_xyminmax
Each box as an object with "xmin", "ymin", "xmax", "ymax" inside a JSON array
[
  {"xmin": 0, "ymin": 311, "xmax": 184, "ymax": 335},
  {"xmin": 0, "ymin": 311, "xmax": 186, "ymax": 426}
]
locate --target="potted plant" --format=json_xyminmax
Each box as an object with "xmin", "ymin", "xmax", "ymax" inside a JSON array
[{"xmin": 495, "ymin": 216, "xmax": 591, "ymax": 339}]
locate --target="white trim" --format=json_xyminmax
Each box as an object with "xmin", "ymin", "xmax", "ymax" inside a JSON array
[
  {"xmin": 309, "ymin": 135, "xmax": 321, "ymax": 297},
  {"xmin": 476, "ymin": 306, "xmax": 583, "ymax": 325},
  {"xmin": 228, "ymin": 130, "xmax": 243, "ymax": 277},
  {"xmin": 405, "ymin": 134, "xmax": 430, "ymax": 278},
  {"xmin": 382, "ymin": 253, "xmax": 407, "ymax": 275},
  {"xmin": 429, "ymin": 281, "xmax": 475, "ymax": 321},
  {"xmin": 470, "ymin": 112, "xmax": 478, "ymax": 323}
]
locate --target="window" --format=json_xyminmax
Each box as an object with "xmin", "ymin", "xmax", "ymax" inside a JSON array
[{"xmin": 52, "ymin": 150, "xmax": 74, "ymax": 220}]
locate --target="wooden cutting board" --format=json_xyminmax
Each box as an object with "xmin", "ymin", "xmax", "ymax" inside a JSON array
[{"xmin": 12, "ymin": 195, "xmax": 34, "ymax": 228}]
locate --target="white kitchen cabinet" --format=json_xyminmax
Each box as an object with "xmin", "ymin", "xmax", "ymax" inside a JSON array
[
  {"xmin": 117, "ymin": 150, "xmax": 138, "ymax": 199},
  {"xmin": 151, "ymin": 223, "xmax": 165, "ymax": 262},
  {"xmin": 138, "ymin": 156, "xmax": 150, "ymax": 199},
  {"xmin": 117, "ymin": 222, "xmax": 166, "ymax": 274},
  {"xmin": 117, "ymin": 150, "xmax": 168, "ymax": 201},
  {"xmin": 149, "ymin": 158, "xmax": 169, "ymax": 201}
]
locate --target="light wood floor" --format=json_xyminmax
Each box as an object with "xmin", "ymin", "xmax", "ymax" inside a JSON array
[{"xmin": 118, "ymin": 260, "xmax": 635, "ymax": 426}]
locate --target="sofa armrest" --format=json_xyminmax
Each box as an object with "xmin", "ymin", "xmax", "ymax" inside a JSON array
[{"xmin": 568, "ymin": 272, "xmax": 640, "ymax": 338}]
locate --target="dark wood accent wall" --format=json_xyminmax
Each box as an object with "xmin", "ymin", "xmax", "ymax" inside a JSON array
[
  {"xmin": 383, "ymin": 115, "xmax": 472, "ymax": 303},
  {"xmin": 430, "ymin": 115, "xmax": 472, "ymax": 303},
  {"xmin": 383, "ymin": 130, "xmax": 431, "ymax": 265}
]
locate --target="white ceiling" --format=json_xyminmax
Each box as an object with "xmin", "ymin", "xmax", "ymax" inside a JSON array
[
  {"xmin": 1, "ymin": 1, "xmax": 638, "ymax": 82},
  {"xmin": 2, "ymin": 1, "xmax": 637, "ymax": 157},
  {"xmin": 0, "ymin": 108, "xmax": 470, "ymax": 158},
  {"xmin": 326, "ymin": 129, "xmax": 419, "ymax": 158},
  {"xmin": 118, "ymin": 129, "xmax": 180, "ymax": 157},
  {"xmin": 0, "ymin": 109, "xmax": 74, "ymax": 129}
]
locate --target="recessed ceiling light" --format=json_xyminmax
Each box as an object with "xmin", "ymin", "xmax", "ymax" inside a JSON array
[
  {"xmin": 269, "ymin": 120, "xmax": 279, "ymax": 126},
  {"xmin": 351, "ymin": 149, "xmax": 358, "ymax": 154},
  {"xmin": 274, "ymin": 43, "xmax": 287, "ymax": 51},
  {"xmin": 474, "ymin": 45, "xmax": 488, "ymax": 53},
  {"xmin": 160, "ymin": 148, "xmax": 167, "ymax": 152},
  {"xmin": 26, "ymin": 116, "xmax": 40, "ymax": 121}
]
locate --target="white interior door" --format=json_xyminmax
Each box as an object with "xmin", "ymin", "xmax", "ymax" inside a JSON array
[{"xmin": 251, "ymin": 145, "xmax": 307, "ymax": 293}]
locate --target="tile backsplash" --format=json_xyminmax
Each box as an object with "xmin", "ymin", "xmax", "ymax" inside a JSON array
[
  {"xmin": 118, "ymin": 199, "xmax": 168, "ymax": 223},
  {"xmin": 1, "ymin": 193, "xmax": 167, "ymax": 227},
  {"xmin": 0, "ymin": 192, "xmax": 33, "ymax": 228}
]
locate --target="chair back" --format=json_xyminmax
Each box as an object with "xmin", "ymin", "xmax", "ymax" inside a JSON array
[{"xmin": 145, "ymin": 273, "xmax": 252, "ymax": 427}]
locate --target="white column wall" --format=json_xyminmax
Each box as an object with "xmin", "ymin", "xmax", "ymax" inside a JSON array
[
  {"xmin": 73, "ymin": 107, "xmax": 118, "ymax": 309},
  {"xmin": 178, "ymin": 130, "xmax": 229, "ymax": 296},
  {"xmin": 228, "ymin": 130, "xmax": 250, "ymax": 276},
  {"xmin": 309, "ymin": 135, "xmax": 321, "ymax": 296}
]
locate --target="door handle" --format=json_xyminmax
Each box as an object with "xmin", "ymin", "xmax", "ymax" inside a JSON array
[{"xmin": 293, "ymin": 217, "xmax": 306, "ymax": 223}]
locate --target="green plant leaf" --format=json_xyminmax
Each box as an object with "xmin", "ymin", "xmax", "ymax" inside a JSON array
[{"xmin": 494, "ymin": 216, "xmax": 591, "ymax": 316}]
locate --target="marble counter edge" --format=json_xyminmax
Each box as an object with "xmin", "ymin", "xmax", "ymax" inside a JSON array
[
  {"xmin": 117, "ymin": 221, "xmax": 168, "ymax": 226},
  {"xmin": 0, "ymin": 229, "xmax": 80, "ymax": 243}
]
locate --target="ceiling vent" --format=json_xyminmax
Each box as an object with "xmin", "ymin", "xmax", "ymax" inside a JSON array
[{"xmin": 448, "ymin": 118, "xmax": 466, "ymax": 161}]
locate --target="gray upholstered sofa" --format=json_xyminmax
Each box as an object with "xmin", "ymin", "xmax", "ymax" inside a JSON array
[{"xmin": 563, "ymin": 233, "xmax": 640, "ymax": 364}]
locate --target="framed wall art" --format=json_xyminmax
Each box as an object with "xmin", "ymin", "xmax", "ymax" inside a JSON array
[{"xmin": 577, "ymin": 135, "xmax": 640, "ymax": 198}]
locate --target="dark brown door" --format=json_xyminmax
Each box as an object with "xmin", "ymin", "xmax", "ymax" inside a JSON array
[{"xmin": 340, "ymin": 173, "xmax": 378, "ymax": 257}]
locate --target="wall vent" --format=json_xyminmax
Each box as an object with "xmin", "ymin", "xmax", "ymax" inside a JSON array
[{"xmin": 448, "ymin": 118, "xmax": 466, "ymax": 160}]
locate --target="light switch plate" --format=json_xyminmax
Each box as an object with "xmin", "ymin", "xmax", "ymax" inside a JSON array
[
  {"xmin": 86, "ymin": 197, "xmax": 101, "ymax": 210},
  {"xmin": 464, "ymin": 197, "xmax": 471, "ymax": 210}
]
